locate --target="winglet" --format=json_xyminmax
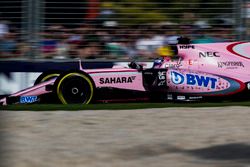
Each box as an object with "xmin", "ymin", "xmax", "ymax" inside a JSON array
[{"xmin": 78, "ymin": 59, "xmax": 83, "ymax": 71}]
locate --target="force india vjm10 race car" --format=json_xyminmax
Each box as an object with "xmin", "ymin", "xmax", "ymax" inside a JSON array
[{"xmin": 1, "ymin": 40, "xmax": 250, "ymax": 105}]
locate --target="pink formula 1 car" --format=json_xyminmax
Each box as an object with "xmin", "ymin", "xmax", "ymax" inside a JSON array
[{"xmin": 1, "ymin": 40, "xmax": 250, "ymax": 105}]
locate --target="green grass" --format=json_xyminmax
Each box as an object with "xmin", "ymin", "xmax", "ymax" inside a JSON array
[{"xmin": 1, "ymin": 101, "xmax": 250, "ymax": 111}]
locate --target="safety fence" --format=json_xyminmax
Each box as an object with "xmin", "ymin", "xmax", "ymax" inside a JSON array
[{"xmin": 0, "ymin": 0, "xmax": 249, "ymax": 60}]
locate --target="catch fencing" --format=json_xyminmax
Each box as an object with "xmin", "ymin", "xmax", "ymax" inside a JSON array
[{"xmin": 0, "ymin": 0, "xmax": 248, "ymax": 59}]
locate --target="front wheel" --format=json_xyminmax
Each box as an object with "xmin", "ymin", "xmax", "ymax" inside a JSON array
[
  {"xmin": 34, "ymin": 70, "xmax": 61, "ymax": 85},
  {"xmin": 54, "ymin": 72, "xmax": 95, "ymax": 104}
]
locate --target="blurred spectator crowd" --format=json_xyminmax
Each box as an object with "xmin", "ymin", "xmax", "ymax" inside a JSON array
[{"xmin": 0, "ymin": 20, "xmax": 235, "ymax": 60}]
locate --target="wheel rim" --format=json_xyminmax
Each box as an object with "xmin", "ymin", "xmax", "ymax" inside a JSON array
[{"xmin": 57, "ymin": 73, "xmax": 94, "ymax": 104}]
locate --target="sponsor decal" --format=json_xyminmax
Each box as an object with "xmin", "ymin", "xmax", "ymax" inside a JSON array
[
  {"xmin": 171, "ymin": 71, "xmax": 217, "ymax": 89},
  {"xmin": 158, "ymin": 71, "xmax": 166, "ymax": 86},
  {"xmin": 217, "ymin": 61, "xmax": 244, "ymax": 69},
  {"xmin": 165, "ymin": 61, "xmax": 182, "ymax": 69},
  {"xmin": 227, "ymin": 42, "xmax": 250, "ymax": 59},
  {"xmin": 199, "ymin": 52, "xmax": 220, "ymax": 58},
  {"xmin": 188, "ymin": 59, "xmax": 193, "ymax": 65},
  {"xmin": 167, "ymin": 94, "xmax": 173, "ymax": 100},
  {"xmin": 177, "ymin": 95, "xmax": 186, "ymax": 100},
  {"xmin": 179, "ymin": 45, "xmax": 195, "ymax": 49},
  {"xmin": 171, "ymin": 71, "xmax": 184, "ymax": 85},
  {"xmin": 20, "ymin": 96, "xmax": 38, "ymax": 103},
  {"xmin": 189, "ymin": 96, "xmax": 202, "ymax": 100},
  {"xmin": 99, "ymin": 76, "xmax": 136, "ymax": 84}
]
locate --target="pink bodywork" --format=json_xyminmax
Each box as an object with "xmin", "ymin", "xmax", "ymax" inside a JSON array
[
  {"xmin": 157, "ymin": 42, "xmax": 250, "ymax": 96},
  {"xmin": 1, "ymin": 42, "xmax": 250, "ymax": 105},
  {"xmin": 0, "ymin": 68, "xmax": 145, "ymax": 105},
  {"xmin": 86, "ymin": 68, "xmax": 145, "ymax": 91},
  {"xmin": 162, "ymin": 42, "xmax": 250, "ymax": 82}
]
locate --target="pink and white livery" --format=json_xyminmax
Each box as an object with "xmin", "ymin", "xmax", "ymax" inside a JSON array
[{"xmin": 1, "ymin": 39, "xmax": 250, "ymax": 105}]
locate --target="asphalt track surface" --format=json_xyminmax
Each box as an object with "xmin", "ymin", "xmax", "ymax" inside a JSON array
[{"xmin": 0, "ymin": 106, "xmax": 250, "ymax": 167}]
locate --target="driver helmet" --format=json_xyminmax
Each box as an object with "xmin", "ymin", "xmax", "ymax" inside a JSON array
[{"xmin": 156, "ymin": 45, "xmax": 175, "ymax": 58}]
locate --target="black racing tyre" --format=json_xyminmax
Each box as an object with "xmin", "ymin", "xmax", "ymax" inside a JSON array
[
  {"xmin": 34, "ymin": 70, "xmax": 61, "ymax": 85},
  {"xmin": 54, "ymin": 71, "xmax": 95, "ymax": 104}
]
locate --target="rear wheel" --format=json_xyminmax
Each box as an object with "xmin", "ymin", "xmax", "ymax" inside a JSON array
[{"xmin": 54, "ymin": 72, "xmax": 95, "ymax": 104}]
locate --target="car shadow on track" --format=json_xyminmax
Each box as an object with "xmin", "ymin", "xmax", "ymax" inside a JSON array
[{"xmin": 114, "ymin": 142, "xmax": 250, "ymax": 164}]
